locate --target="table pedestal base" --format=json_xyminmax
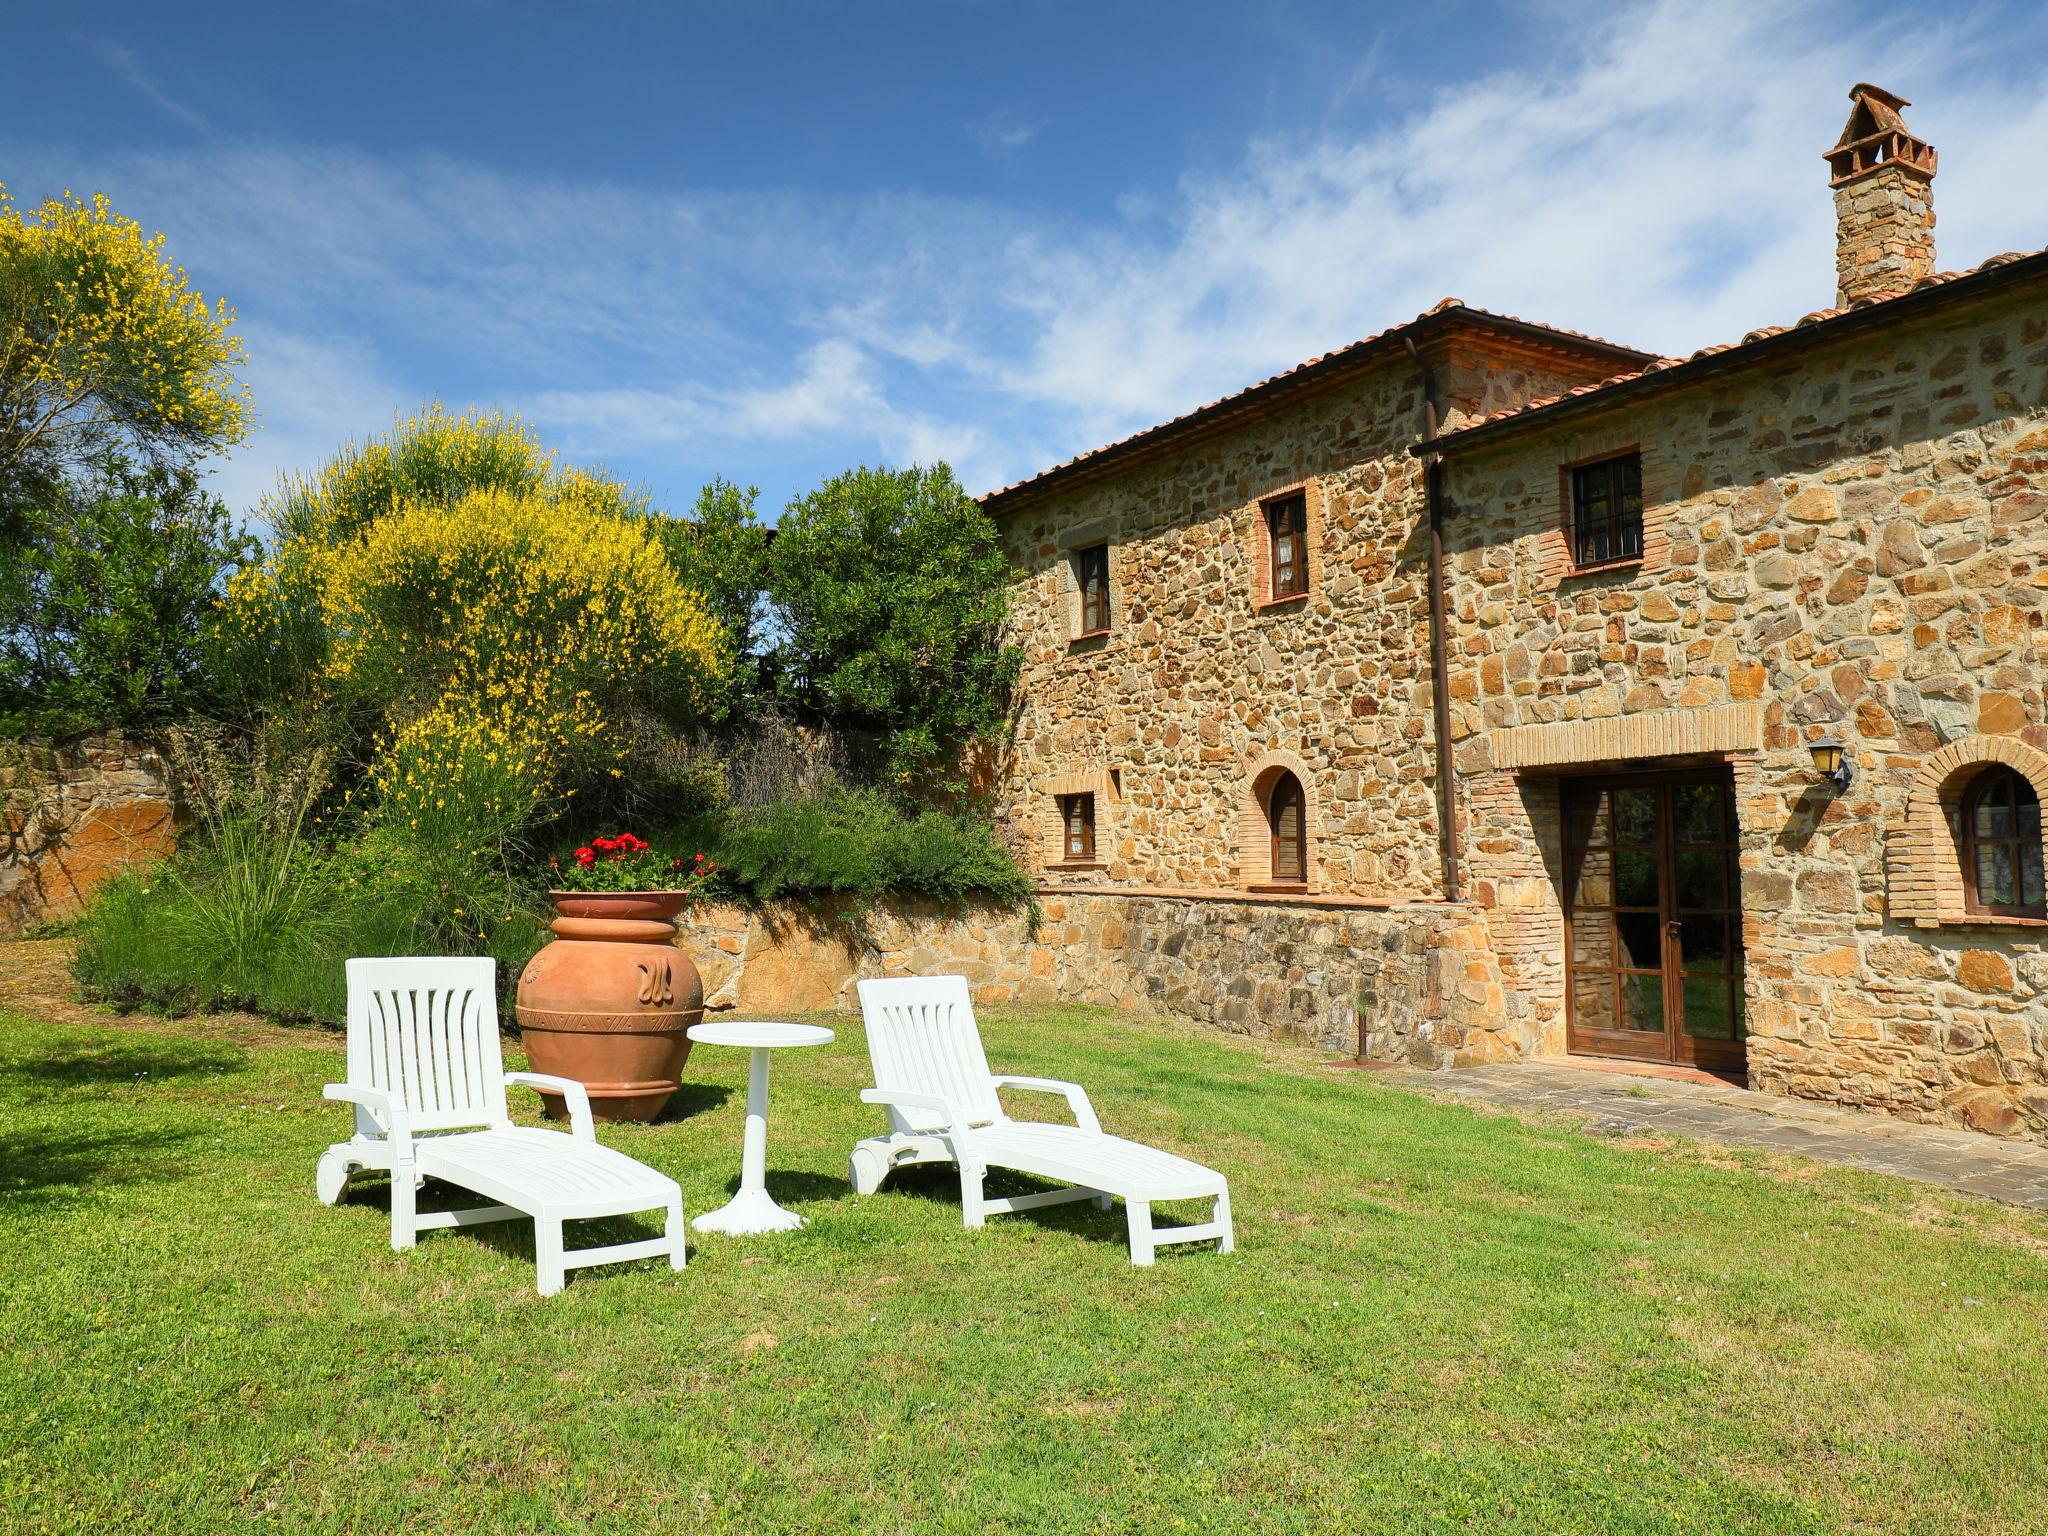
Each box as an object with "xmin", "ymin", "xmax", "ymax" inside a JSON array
[{"xmin": 693, "ymin": 1187, "xmax": 806, "ymax": 1235}]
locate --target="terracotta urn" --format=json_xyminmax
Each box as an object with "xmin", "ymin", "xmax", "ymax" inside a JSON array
[{"xmin": 515, "ymin": 891, "xmax": 704, "ymax": 1122}]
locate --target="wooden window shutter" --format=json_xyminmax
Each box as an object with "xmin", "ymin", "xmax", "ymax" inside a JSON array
[{"xmin": 1268, "ymin": 773, "xmax": 1306, "ymax": 882}]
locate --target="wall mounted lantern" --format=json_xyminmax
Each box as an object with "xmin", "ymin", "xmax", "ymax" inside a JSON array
[{"xmin": 1808, "ymin": 736, "xmax": 1854, "ymax": 790}]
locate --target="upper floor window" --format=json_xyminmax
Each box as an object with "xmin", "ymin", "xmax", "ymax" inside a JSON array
[
  {"xmin": 1076, "ymin": 543, "xmax": 1111, "ymax": 636},
  {"xmin": 1266, "ymin": 493, "xmax": 1308, "ymax": 601},
  {"xmin": 1267, "ymin": 771, "xmax": 1307, "ymax": 884},
  {"xmin": 1058, "ymin": 792, "xmax": 1096, "ymax": 862},
  {"xmin": 1962, "ymin": 767, "xmax": 2045, "ymax": 916},
  {"xmin": 1570, "ymin": 452, "xmax": 1644, "ymax": 569}
]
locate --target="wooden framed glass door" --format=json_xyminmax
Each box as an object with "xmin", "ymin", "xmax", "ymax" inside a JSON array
[{"xmin": 1563, "ymin": 770, "xmax": 1745, "ymax": 1073}]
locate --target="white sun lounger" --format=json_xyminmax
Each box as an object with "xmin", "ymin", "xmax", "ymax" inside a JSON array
[
  {"xmin": 848, "ymin": 975, "xmax": 1233, "ymax": 1265},
  {"xmin": 316, "ymin": 956, "xmax": 685, "ymax": 1296}
]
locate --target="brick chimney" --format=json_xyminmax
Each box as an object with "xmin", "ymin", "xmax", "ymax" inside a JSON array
[{"xmin": 1825, "ymin": 83, "xmax": 1938, "ymax": 306}]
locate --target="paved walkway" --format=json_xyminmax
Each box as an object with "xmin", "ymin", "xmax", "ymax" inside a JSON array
[{"xmin": 1385, "ymin": 1059, "xmax": 2048, "ymax": 1212}]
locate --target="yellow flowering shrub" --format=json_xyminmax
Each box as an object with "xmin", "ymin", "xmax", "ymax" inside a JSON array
[
  {"xmin": 260, "ymin": 404, "xmax": 633, "ymax": 546},
  {"xmin": 230, "ymin": 479, "xmax": 730, "ymax": 844},
  {"xmin": 0, "ymin": 185, "xmax": 250, "ymax": 473}
]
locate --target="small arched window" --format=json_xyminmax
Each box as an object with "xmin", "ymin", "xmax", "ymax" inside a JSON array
[
  {"xmin": 1267, "ymin": 771, "xmax": 1307, "ymax": 885},
  {"xmin": 1962, "ymin": 767, "xmax": 2045, "ymax": 917}
]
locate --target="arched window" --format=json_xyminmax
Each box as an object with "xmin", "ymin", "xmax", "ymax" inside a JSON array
[
  {"xmin": 1961, "ymin": 767, "xmax": 2045, "ymax": 917},
  {"xmin": 1267, "ymin": 771, "xmax": 1307, "ymax": 885}
]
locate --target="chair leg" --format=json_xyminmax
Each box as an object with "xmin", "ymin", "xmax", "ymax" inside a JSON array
[
  {"xmin": 1215, "ymin": 1186, "xmax": 1235, "ymax": 1254},
  {"xmin": 961, "ymin": 1166, "xmax": 987, "ymax": 1229},
  {"xmin": 536, "ymin": 1218, "xmax": 566, "ymax": 1297},
  {"xmin": 1126, "ymin": 1199, "xmax": 1156, "ymax": 1267},
  {"xmin": 390, "ymin": 1170, "xmax": 417, "ymax": 1252},
  {"xmin": 666, "ymin": 1196, "xmax": 687, "ymax": 1272}
]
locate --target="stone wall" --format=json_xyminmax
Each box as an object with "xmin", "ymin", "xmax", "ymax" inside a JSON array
[
  {"xmin": 987, "ymin": 322, "xmax": 1635, "ymax": 901},
  {"xmin": 0, "ymin": 732, "xmax": 182, "ymax": 934},
  {"xmin": 1440, "ymin": 279, "xmax": 2048, "ymax": 1138},
  {"xmin": 679, "ymin": 890, "xmax": 1510, "ymax": 1066}
]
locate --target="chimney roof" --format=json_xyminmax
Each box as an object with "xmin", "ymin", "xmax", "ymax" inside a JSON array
[{"xmin": 1827, "ymin": 82, "xmax": 1937, "ymax": 186}]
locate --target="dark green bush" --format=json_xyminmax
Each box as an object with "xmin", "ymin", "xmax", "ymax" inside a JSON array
[
  {"xmin": 0, "ymin": 455, "xmax": 255, "ymax": 736},
  {"xmin": 665, "ymin": 787, "xmax": 1034, "ymax": 911}
]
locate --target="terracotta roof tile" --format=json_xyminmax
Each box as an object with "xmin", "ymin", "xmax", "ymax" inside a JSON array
[
  {"xmin": 978, "ymin": 301, "xmax": 1652, "ymax": 507},
  {"xmin": 1437, "ymin": 244, "xmax": 2048, "ymax": 442}
]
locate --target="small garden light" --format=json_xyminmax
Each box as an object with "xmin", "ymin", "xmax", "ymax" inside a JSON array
[{"xmin": 1808, "ymin": 736, "xmax": 1854, "ymax": 790}]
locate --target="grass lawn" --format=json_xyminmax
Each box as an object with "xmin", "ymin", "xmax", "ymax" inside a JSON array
[{"xmin": 4, "ymin": 980, "xmax": 2047, "ymax": 1534}]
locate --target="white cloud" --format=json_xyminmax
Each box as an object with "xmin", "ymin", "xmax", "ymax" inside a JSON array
[
  {"xmin": 208, "ymin": 325, "xmax": 413, "ymax": 523},
  {"xmin": 12, "ymin": 0, "xmax": 2046, "ymax": 514}
]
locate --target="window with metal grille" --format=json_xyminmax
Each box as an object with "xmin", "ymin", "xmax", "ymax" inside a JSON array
[
  {"xmin": 1058, "ymin": 793, "xmax": 1096, "ymax": 862},
  {"xmin": 1266, "ymin": 493, "xmax": 1308, "ymax": 600},
  {"xmin": 1267, "ymin": 772, "xmax": 1306, "ymax": 883},
  {"xmin": 1961, "ymin": 767, "xmax": 2045, "ymax": 916},
  {"xmin": 1076, "ymin": 544, "xmax": 1111, "ymax": 635},
  {"xmin": 1569, "ymin": 453, "xmax": 1644, "ymax": 568}
]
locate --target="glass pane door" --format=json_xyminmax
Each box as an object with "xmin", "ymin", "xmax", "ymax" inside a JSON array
[{"xmin": 1563, "ymin": 772, "xmax": 1746, "ymax": 1073}]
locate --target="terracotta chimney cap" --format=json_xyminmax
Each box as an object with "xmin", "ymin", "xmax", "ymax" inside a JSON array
[
  {"xmin": 1827, "ymin": 82, "xmax": 1937, "ymax": 185},
  {"xmin": 1846, "ymin": 82, "xmax": 1910, "ymax": 112}
]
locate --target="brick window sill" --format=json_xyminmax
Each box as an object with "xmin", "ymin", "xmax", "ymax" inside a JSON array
[
  {"xmin": 1255, "ymin": 591, "xmax": 1312, "ymax": 614},
  {"xmin": 1047, "ymin": 860, "xmax": 1108, "ymax": 873},
  {"xmin": 1948, "ymin": 913, "xmax": 2048, "ymax": 930},
  {"xmin": 1246, "ymin": 882, "xmax": 1312, "ymax": 894},
  {"xmin": 1069, "ymin": 630, "xmax": 1111, "ymax": 646},
  {"xmin": 1563, "ymin": 556, "xmax": 1644, "ymax": 579}
]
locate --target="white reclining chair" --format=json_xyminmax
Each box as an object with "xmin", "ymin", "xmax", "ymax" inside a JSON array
[
  {"xmin": 849, "ymin": 975, "xmax": 1233, "ymax": 1266},
  {"xmin": 316, "ymin": 956, "xmax": 685, "ymax": 1296}
]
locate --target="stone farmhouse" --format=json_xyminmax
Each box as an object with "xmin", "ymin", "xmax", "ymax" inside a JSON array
[{"xmin": 978, "ymin": 86, "xmax": 2048, "ymax": 1144}]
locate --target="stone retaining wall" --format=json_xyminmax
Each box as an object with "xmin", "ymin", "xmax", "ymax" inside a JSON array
[
  {"xmin": 680, "ymin": 889, "xmax": 1508, "ymax": 1067},
  {"xmin": 0, "ymin": 732, "xmax": 181, "ymax": 935}
]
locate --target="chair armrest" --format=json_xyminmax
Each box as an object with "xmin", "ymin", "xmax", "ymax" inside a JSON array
[
  {"xmin": 860, "ymin": 1087, "xmax": 967, "ymax": 1124},
  {"xmin": 990, "ymin": 1075, "xmax": 1101, "ymax": 1134},
  {"xmin": 505, "ymin": 1072, "xmax": 595, "ymax": 1141},
  {"xmin": 324, "ymin": 1083, "xmax": 414, "ymax": 1160},
  {"xmin": 860, "ymin": 1089, "xmax": 985, "ymax": 1168}
]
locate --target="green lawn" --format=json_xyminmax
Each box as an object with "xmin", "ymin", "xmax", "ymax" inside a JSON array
[{"xmin": 3, "ymin": 995, "xmax": 2046, "ymax": 1535}]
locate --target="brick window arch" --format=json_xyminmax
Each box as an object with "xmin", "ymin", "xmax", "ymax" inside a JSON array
[
  {"xmin": 1891, "ymin": 735, "xmax": 2048, "ymax": 926},
  {"xmin": 1241, "ymin": 750, "xmax": 1317, "ymax": 890},
  {"xmin": 1960, "ymin": 767, "xmax": 2045, "ymax": 917}
]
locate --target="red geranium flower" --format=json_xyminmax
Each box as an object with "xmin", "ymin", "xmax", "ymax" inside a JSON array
[{"xmin": 574, "ymin": 846, "xmax": 596, "ymax": 866}]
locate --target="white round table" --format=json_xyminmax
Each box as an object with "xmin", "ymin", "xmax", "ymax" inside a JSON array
[{"xmin": 686, "ymin": 1020, "xmax": 835, "ymax": 1234}]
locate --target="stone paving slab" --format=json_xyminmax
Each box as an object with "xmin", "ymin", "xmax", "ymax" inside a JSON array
[{"xmin": 1383, "ymin": 1059, "xmax": 2048, "ymax": 1213}]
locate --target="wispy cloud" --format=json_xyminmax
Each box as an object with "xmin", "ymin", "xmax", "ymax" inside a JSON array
[
  {"xmin": 14, "ymin": 1, "xmax": 2048, "ymax": 515},
  {"xmin": 92, "ymin": 40, "xmax": 213, "ymax": 133},
  {"xmin": 969, "ymin": 109, "xmax": 1045, "ymax": 153}
]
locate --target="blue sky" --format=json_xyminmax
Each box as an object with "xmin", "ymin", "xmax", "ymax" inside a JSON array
[{"xmin": 6, "ymin": 0, "xmax": 2048, "ymax": 523}]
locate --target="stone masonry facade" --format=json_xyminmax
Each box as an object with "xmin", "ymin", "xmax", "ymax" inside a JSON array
[
  {"xmin": 678, "ymin": 891, "xmax": 1506, "ymax": 1067},
  {"xmin": 1441, "ymin": 286, "xmax": 2048, "ymax": 1137},
  {"xmin": 973, "ymin": 85, "xmax": 2048, "ymax": 1145}
]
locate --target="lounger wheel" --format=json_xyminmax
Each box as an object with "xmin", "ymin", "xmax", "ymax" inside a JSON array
[
  {"xmin": 849, "ymin": 1144, "xmax": 890, "ymax": 1196},
  {"xmin": 315, "ymin": 1147, "xmax": 356, "ymax": 1206}
]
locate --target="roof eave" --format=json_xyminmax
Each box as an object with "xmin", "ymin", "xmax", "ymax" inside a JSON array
[
  {"xmin": 1415, "ymin": 251, "xmax": 2048, "ymax": 459},
  {"xmin": 979, "ymin": 307, "xmax": 1653, "ymax": 514}
]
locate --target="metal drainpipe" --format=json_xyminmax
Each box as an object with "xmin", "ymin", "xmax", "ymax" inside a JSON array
[{"xmin": 1403, "ymin": 336, "xmax": 1462, "ymax": 904}]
